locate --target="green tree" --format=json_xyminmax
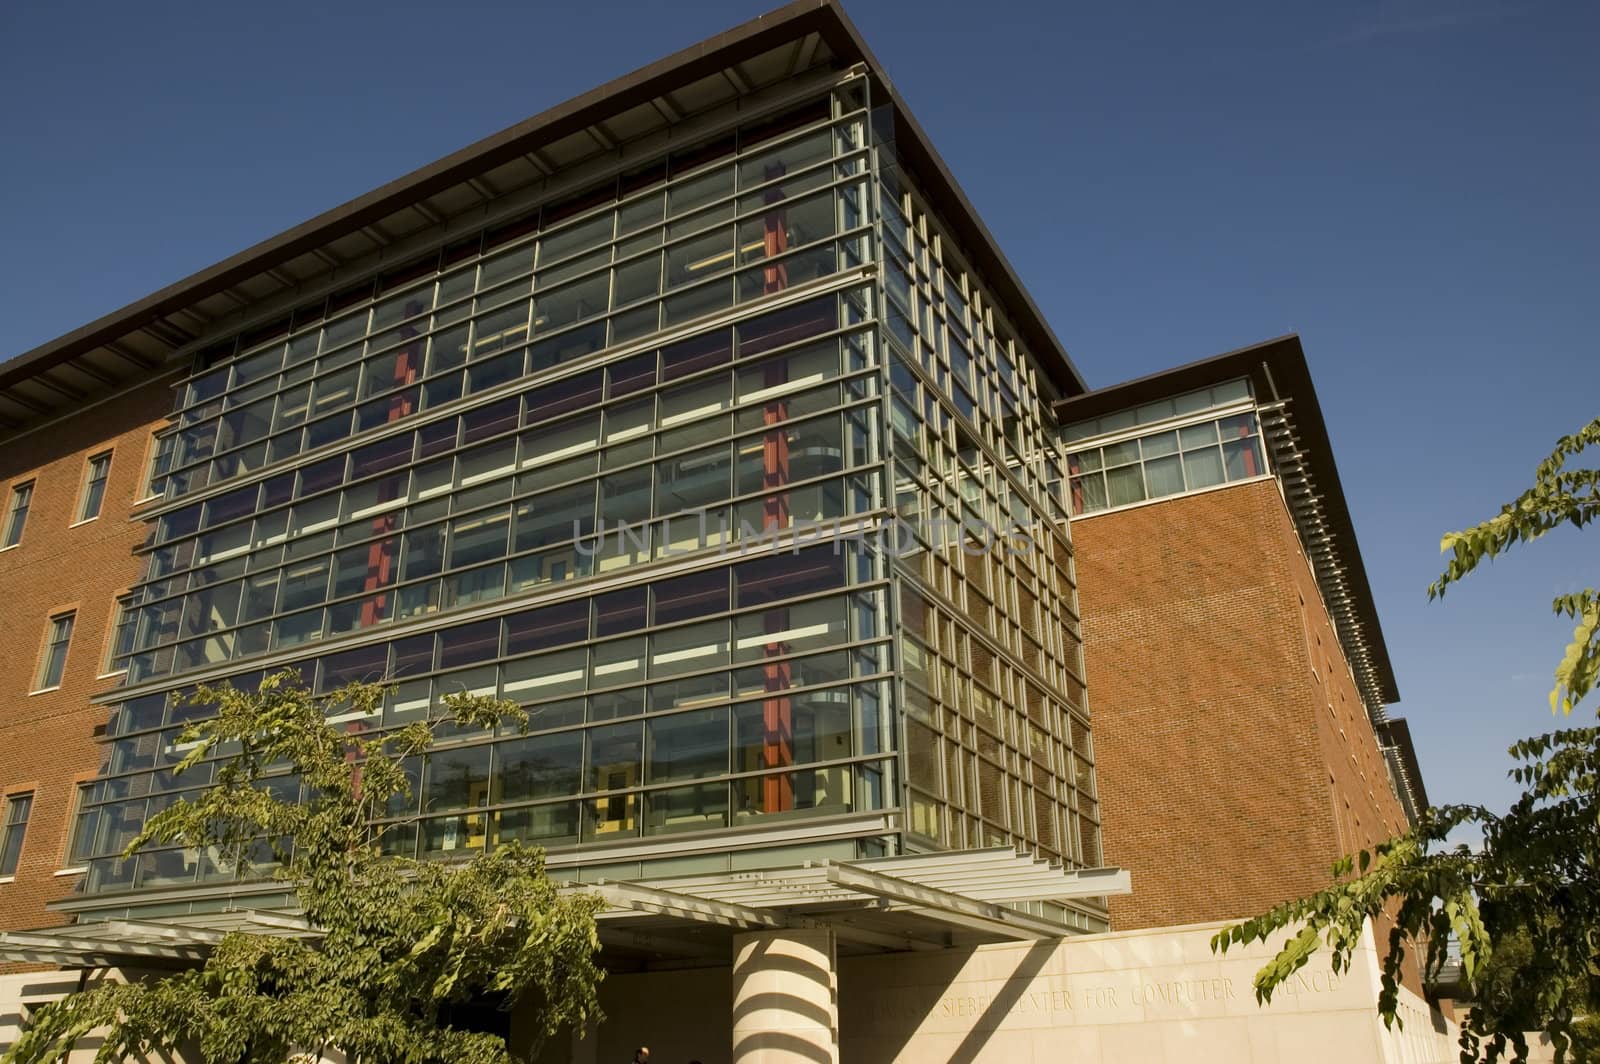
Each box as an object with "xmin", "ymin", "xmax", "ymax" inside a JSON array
[
  {"xmin": 1213, "ymin": 416, "xmax": 1600, "ymax": 1064},
  {"xmin": 5, "ymin": 673, "xmax": 605, "ymax": 1064}
]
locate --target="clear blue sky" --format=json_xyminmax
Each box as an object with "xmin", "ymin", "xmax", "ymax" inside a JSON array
[{"xmin": 2, "ymin": 0, "xmax": 1595, "ymax": 820}]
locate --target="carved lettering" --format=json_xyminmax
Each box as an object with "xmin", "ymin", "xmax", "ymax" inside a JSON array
[{"xmin": 923, "ymin": 964, "xmax": 1340, "ymax": 1027}]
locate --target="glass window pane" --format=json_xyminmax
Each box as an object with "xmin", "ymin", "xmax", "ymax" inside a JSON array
[
  {"xmin": 1140, "ymin": 431, "xmax": 1178, "ymax": 458},
  {"xmin": 80, "ymin": 454, "xmax": 112, "ymax": 521},
  {"xmin": 4, "ymin": 483, "xmax": 33, "ymax": 547},
  {"xmin": 1218, "ymin": 412, "xmax": 1259, "ymax": 439},
  {"xmin": 732, "ymin": 596, "xmax": 847, "ymax": 664},
  {"xmin": 1144, "ymin": 454, "xmax": 1185, "ymax": 497},
  {"xmin": 1223, "ymin": 437, "xmax": 1265, "ymax": 480},
  {"xmin": 646, "ymin": 706, "xmax": 728, "ymax": 783},
  {"xmin": 0, "ymin": 794, "xmax": 32, "ymax": 876},
  {"xmin": 666, "ymin": 228, "xmax": 735, "ymax": 289},
  {"xmin": 658, "ymin": 445, "xmax": 731, "ymax": 515},
  {"xmin": 650, "ymin": 672, "xmax": 728, "ymax": 713},
  {"xmin": 668, "ymin": 166, "xmax": 733, "ymax": 217},
  {"xmin": 532, "ymin": 276, "xmax": 609, "ymax": 336},
  {"xmin": 502, "ymin": 648, "xmax": 587, "ymax": 703},
  {"xmin": 1178, "ymin": 422, "xmax": 1218, "ymax": 450},
  {"xmin": 513, "ymin": 485, "xmax": 594, "ymax": 553},
  {"xmin": 1071, "ymin": 474, "xmax": 1107, "ymax": 514},
  {"xmin": 495, "ymin": 801, "xmax": 579, "ymax": 848},
  {"xmin": 1104, "ymin": 465, "xmax": 1146, "ymax": 508},
  {"xmin": 613, "ymin": 255, "xmax": 660, "ymax": 308},
  {"xmin": 1183, "ymin": 447, "xmax": 1226, "ymax": 490},
  {"xmin": 494, "ymin": 732, "xmax": 582, "ymax": 803},
  {"xmin": 645, "ymin": 783, "xmax": 728, "ymax": 835},
  {"xmin": 437, "ymin": 618, "xmax": 502, "ymax": 670},
  {"xmin": 522, "ymin": 415, "xmax": 599, "ymax": 470},
  {"xmin": 587, "ymin": 722, "xmax": 643, "ymax": 792},
  {"xmin": 652, "ymin": 569, "xmax": 729, "ymax": 626},
  {"xmin": 538, "ymin": 211, "xmax": 613, "ymax": 266},
  {"xmin": 505, "ymin": 601, "xmax": 588, "ymax": 656},
  {"xmin": 425, "ymin": 745, "xmax": 491, "ymax": 814},
  {"xmin": 738, "ymin": 127, "xmax": 832, "ymax": 190},
  {"xmin": 661, "ymin": 329, "xmax": 732, "ymax": 382},
  {"xmin": 592, "ymin": 636, "xmax": 646, "ymax": 689},
  {"xmin": 448, "ymin": 508, "xmax": 511, "ymax": 569},
  {"xmin": 1102, "ymin": 440, "xmax": 1140, "ymax": 467},
  {"xmin": 279, "ymin": 558, "xmax": 331, "ymax": 613},
  {"xmin": 650, "ymin": 619, "xmax": 729, "ymax": 678},
  {"xmin": 1211, "ymin": 378, "xmax": 1252, "ymax": 404}
]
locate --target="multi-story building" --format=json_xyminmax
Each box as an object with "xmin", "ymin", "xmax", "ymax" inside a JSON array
[
  {"xmin": 1058, "ymin": 337, "xmax": 1429, "ymax": 933},
  {"xmin": 0, "ymin": 376, "xmax": 171, "ymax": 935},
  {"xmin": 0, "ymin": 3, "xmax": 1448, "ymax": 1061}
]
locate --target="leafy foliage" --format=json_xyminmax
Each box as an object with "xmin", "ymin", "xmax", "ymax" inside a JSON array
[
  {"xmin": 5, "ymin": 674, "xmax": 605, "ymax": 1064},
  {"xmin": 1214, "ymin": 416, "xmax": 1600, "ymax": 1063},
  {"xmin": 1430, "ymin": 416, "xmax": 1600, "ymax": 714}
]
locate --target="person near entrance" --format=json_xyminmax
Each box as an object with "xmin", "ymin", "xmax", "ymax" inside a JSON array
[{"xmin": 631, "ymin": 1048, "xmax": 649, "ymax": 1064}]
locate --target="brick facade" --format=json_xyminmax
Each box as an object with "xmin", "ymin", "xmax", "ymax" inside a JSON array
[
  {"xmin": 0, "ymin": 379, "xmax": 171, "ymax": 936},
  {"xmin": 1073, "ymin": 478, "xmax": 1410, "ymax": 932}
]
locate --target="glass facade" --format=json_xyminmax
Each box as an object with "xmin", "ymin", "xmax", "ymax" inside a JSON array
[
  {"xmin": 80, "ymin": 74, "xmax": 1104, "ymax": 925},
  {"xmin": 873, "ymin": 132, "xmax": 1096, "ymax": 872},
  {"xmin": 1062, "ymin": 380, "xmax": 1268, "ymax": 515}
]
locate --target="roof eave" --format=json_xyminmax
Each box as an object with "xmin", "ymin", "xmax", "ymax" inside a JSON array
[{"xmin": 3, "ymin": 0, "xmax": 1086, "ymax": 404}]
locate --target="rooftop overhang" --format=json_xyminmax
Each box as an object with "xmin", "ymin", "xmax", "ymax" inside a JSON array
[
  {"xmin": 1054, "ymin": 335, "xmax": 1401, "ymax": 710},
  {"xmin": 1378, "ymin": 716, "xmax": 1430, "ymax": 823},
  {"xmin": 0, "ymin": 849, "xmax": 1128, "ymax": 969},
  {"xmin": 0, "ymin": 0, "xmax": 1085, "ymax": 441}
]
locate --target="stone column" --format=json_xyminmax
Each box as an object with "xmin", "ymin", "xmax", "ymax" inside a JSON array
[{"xmin": 731, "ymin": 928, "xmax": 839, "ymax": 1064}]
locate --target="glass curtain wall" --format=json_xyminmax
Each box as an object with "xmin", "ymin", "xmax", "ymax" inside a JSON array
[
  {"xmin": 83, "ymin": 76, "xmax": 903, "ymax": 895},
  {"xmin": 870, "ymin": 114, "xmax": 1101, "ymax": 909},
  {"xmin": 84, "ymin": 75, "xmax": 1104, "ymax": 925}
]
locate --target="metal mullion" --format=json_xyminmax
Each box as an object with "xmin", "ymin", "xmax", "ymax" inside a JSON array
[
  {"xmin": 522, "ymin": 108, "xmax": 859, "ymax": 292},
  {"xmin": 140, "ymin": 268, "xmax": 874, "ymax": 522},
  {"xmin": 655, "ymin": 310, "xmax": 875, "ymax": 398},
  {"xmin": 342, "ymin": 638, "xmax": 895, "ymax": 757},
  {"xmin": 103, "ymin": 546, "xmax": 894, "ymax": 707},
  {"xmin": 886, "ymin": 308, "xmax": 1072, "ymax": 557},
  {"xmin": 128, "ymin": 376, "xmax": 889, "ymax": 681},
  {"xmin": 584, "ymin": 640, "xmax": 886, "ymax": 707},
  {"xmin": 653, "ymin": 223, "xmax": 864, "ymax": 308},
  {"xmin": 127, "ymin": 572, "xmax": 891, "ymax": 711},
  {"xmin": 154, "ymin": 267, "xmax": 870, "ymax": 521},
  {"xmin": 601, "ymin": 751, "xmax": 894, "ymax": 805},
  {"xmin": 897, "ymin": 566, "xmax": 1067, "ymax": 719},
  {"xmin": 1062, "ymin": 398, "xmax": 1256, "ymax": 453}
]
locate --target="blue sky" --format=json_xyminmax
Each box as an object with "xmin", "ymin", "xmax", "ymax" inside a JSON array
[{"xmin": 2, "ymin": 0, "xmax": 1595, "ymax": 819}]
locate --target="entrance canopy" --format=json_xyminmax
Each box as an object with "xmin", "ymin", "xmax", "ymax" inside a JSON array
[{"xmin": 0, "ymin": 849, "xmax": 1129, "ymax": 969}]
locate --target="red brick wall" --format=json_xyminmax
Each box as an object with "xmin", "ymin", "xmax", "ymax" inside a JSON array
[
  {"xmin": 0, "ymin": 379, "xmax": 171, "ymax": 936},
  {"xmin": 1073, "ymin": 478, "xmax": 1411, "ymax": 933}
]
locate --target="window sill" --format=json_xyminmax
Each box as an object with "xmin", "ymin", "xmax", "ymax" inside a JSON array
[
  {"xmin": 0, "ymin": 876, "xmax": 14, "ymax": 885},
  {"xmin": 96, "ymin": 670, "xmax": 129, "ymax": 681},
  {"xmin": 53, "ymin": 867, "xmax": 86, "ymax": 878},
  {"xmin": 68, "ymin": 516, "xmax": 101, "ymax": 529},
  {"xmin": 0, "ymin": 543, "xmax": 18, "ymax": 555},
  {"xmin": 29, "ymin": 686, "xmax": 61, "ymax": 696}
]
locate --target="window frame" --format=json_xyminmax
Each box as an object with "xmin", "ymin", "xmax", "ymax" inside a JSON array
[
  {"xmin": 0, "ymin": 792, "xmax": 34, "ymax": 879},
  {"xmin": 60, "ymin": 782, "xmax": 98, "ymax": 873},
  {"xmin": 34, "ymin": 611, "xmax": 76, "ymax": 693},
  {"xmin": 102, "ymin": 593, "xmax": 138, "ymax": 677},
  {"xmin": 2, "ymin": 480, "xmax": 34, "ymax": 549},
  {"xmin": 74, "ymin": 450, "xmax": 114, "ymax": 524}
]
